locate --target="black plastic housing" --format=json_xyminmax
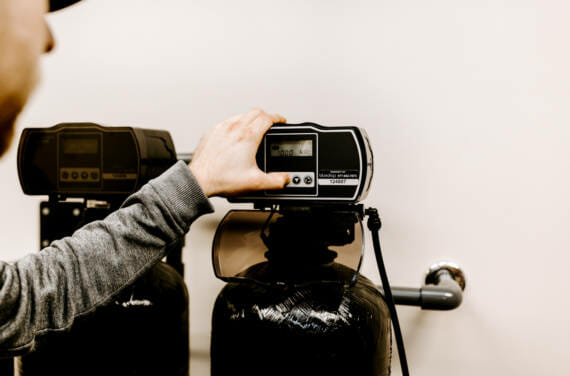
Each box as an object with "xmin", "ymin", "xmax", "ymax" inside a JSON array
[
  {"xmin": 18, "ymin": 123, "xmax": 177, "ymax": 199},
  {"xmin": 229, "ymin": 123, "xmax": 374, "ymax": 205}
]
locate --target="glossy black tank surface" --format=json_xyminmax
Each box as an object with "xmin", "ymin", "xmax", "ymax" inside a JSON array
[
  {"xmin": 211, "ymin": 263, "xmax": 392, "ymax": 376},
  {"xmin": 17, "ymin": 200, "xmax": 190, "ymax": 376},
  {"xmin": 19, "ymin": 262, "xmax": 189, "ymax": 376}
]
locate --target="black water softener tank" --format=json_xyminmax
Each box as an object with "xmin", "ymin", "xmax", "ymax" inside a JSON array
[
  {"xmin": 18, "ymin": 202, "xmax": 190, "ymax": 376},
  {"xmin": 211, "ymin": 210, "xmax": 392, "ymax": 376}
]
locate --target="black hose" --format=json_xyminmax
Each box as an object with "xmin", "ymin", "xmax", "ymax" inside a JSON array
[{"xmin": 366, "ymin": 208, "xmax": 410, "ymax": 376}]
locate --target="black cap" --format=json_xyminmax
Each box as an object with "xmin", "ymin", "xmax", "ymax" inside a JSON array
[{"xmin": 49, "ymin": 0, "xmax": 82, "ymax": 12}]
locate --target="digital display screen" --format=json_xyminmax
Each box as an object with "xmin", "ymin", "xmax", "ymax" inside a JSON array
[
  {"xmin": 270, "ymin": 139, "xmax": 313, "ymax": 158},
  {"xmin": 63, "ymin": 138, "xmax": 99, "ymax": 155}
]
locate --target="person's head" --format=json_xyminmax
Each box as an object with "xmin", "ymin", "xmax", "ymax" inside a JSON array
[{"xmin": 0, "ymin": 0, "xmax": 55, "ymax": 158}]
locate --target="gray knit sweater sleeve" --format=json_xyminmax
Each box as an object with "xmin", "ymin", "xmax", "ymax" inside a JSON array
[{"xmin": 0, "ymin": 161, "xmax": 214, "ymax": 356}]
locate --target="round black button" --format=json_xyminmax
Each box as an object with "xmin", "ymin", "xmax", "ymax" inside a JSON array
[
  {"xmin": 71, "ymin": 172, "xmax": 79, "ymax": 180},
  {"xmin": 292, "ymin": 176, "xmax": 301, "ymax": 185},
  {"xmin": 62, "ymin": 171, "xmax": 69, "ymax": 180},
  {"xmin": 304, "ymin": 176, "xmax": 313, "ymax": 185},
  {"xmin": 91, "ymin": 172, "xmax": 99, "ymax": 180},
  {"xmin": 81, "ymin": 172, "xmax": 89, "ymax": 180}
]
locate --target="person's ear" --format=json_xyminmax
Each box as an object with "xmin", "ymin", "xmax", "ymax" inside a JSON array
[{"xmin": 44, "ymin": 20, "xmax": 55, "ymax": 53}]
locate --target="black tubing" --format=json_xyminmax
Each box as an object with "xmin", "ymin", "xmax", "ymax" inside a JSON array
[{"xmin": 366, "ymin": 208, "xmax": 410, "ymax": 376}]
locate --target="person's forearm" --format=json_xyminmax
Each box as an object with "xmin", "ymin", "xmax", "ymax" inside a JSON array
[{"xmin": 0, "ymin": 161, "xmax": 213, "ymax": 356}]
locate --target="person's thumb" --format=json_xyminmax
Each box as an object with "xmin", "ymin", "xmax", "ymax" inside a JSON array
[{"xmin": 257, "ymin": 172, "xmax": 290, "ymax": 191}]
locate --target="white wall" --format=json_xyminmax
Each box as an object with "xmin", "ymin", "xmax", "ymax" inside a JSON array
[{"xmin": 1, "ymin": 0, "xmax": 569, "ymax": 374}]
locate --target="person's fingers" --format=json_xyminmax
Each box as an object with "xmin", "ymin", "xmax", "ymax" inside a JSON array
[
  {"xmin": 222, "ymin": 112, "xmax": 247, "ymax": 131},
  {"xmin": 235, "ymin": 108, "xmax": 266, "ymax": 130},
  {"xmin": 189, "ymin": 109, "xmax": 289, "ymax": 197},
  {"xmin": 237, "ymin": 108, "xmax": 286, "ymax": 134},
  {"xmin": 256, "ymin": 172, "xmax": 290, "ymax": 191},
  {"xmin": 250, "ymin": 112, "xmax": 287, "ymax": 145},
  {"xmin": 260, "ymin": 113, "xmax": 286, "ymax": 130},
  {"xmin": 268, "ymin": 113, "xmax": 286, "ymax": 124}
]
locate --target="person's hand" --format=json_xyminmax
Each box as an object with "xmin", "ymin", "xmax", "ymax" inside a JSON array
[{"xmin": 189, "ymin": 109, "xmax": 290, "ymax": 197}]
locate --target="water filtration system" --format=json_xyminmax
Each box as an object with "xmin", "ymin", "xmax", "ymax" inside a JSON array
[
  {"xmin": 17, "ymin": 123, "xmax": 189, "ymax": 376},
  {"xmin": 16, "ymin": 122, "xmax": 467, "ymax": 375},
  {"xmin": 213, "ymin": 122, "xmax": 467, "ymax": 376}
]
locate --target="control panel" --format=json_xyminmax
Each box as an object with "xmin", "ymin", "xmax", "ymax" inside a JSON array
[
  {"xmin": 230, "ymin": 123, "xmax": 373, "ymax": 205},
  {"xmin": 18, "ymin": 123, "xmax": 177, "ymax": 198}
]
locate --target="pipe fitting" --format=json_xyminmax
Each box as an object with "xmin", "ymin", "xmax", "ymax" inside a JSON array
[
  {"xmin": 420, "ymin": 261, "xmax": 466, "ymax": 310},
  {"xmin": 376, "ymin": 261, "xmax": 467, "ymax": 311}
]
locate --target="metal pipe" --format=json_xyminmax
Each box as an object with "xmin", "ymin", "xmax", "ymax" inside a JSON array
[
  {"xmin": 380, "ymin": 287, "xmax": 421, "ymax": 307},
  {"xmin": 377, "ymin": 262, "xmax": 466, "ymax": 311},
  {"xmin": 177, "ymin": 153, "xmax": 193, "ymax": 164}
]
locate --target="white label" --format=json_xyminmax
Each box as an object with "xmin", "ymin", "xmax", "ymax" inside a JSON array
[{"xmin": 318, "ymin": 178, "xmax": 360, "ymax": 186}]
